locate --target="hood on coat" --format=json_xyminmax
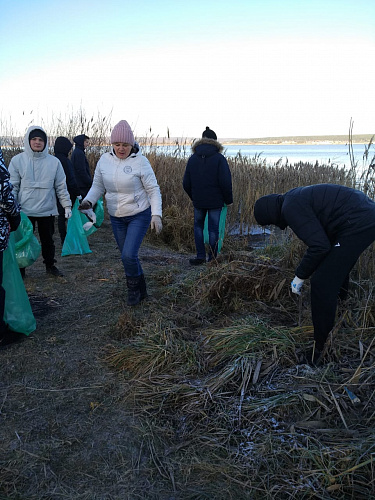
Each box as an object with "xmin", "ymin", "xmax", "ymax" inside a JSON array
[
  {"xmin": 54, "ymin": 137, "xmax": 73, "ymax": 157},
  {"xmin": 73, "ymin": 134, "xmax": 89, "ymax": 149},
  {"xmin": 254, "ymin": 194, "xmax": 287, "ymax": 229},
  {"xmin": 192, "ymin": 137, "xmax": 224, "ymax": 155},
  {"xmin": 24, "ymin": 125, "xmax": 49, "ymax": 158}
]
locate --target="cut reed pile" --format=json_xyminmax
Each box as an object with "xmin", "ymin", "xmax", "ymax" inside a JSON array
[{"xmin": 106, "ymin": 249, "xmax": 375, "ymax": 499}]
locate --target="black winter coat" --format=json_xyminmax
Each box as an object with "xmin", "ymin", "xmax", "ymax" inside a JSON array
[
  {"xmin": 183, "ymin": 138, "xmax": 233, "ymax": 209},
  {"xmin": 54, "ymin": 137, "xmax": 80, "ymax": 204},
  {"xmin": 255, "ymin": 184, "xmax": 375, "ymax": 279},
  {"xmin": 71, "ymin": 135, "xmax": 92, "ymax": 198}
]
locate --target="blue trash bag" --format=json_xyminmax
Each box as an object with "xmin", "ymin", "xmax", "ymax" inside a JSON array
[
  {"xmin": 13, "ymin": 212, "xmax": 41, "ymax": 268},
  {"xmin": 61, "ymin": 199, "xmax": 92, "ymax": 256},
  {"xmin": 3, "ymin": 234, "xmax": 36, "ymax": 335},
  {"xmin": 80, "ymin": 197, "xmax": 104, "ymax": 237},
  {"xmin": 204, "ymin": 205, "xmax": 228, "ymax": 254}
]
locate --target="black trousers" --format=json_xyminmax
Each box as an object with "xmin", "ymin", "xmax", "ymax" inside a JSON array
[
  {"xmin": 310, "ymin": 227, "xmax": 375, "ymax": 349},
  {"xmin": 0, "ymin": 251, "xmax": 6, "ymax": 334},
  {"xmin": 28, "ymin": 216, "xmax": 56, "ymax": 268},
  {"xmin": 57, "ymin": 201, "xmax": 67, "ymax": 243}
]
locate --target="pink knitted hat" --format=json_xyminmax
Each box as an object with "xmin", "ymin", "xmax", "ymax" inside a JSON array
[{"xmin": 110, "ymin": 120, "xmax": 135, "ymax": 145}]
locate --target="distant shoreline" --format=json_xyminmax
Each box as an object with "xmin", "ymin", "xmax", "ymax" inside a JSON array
[{"xmin": 149, "ymin": 134, "xmax": 373, "ymax": 146}]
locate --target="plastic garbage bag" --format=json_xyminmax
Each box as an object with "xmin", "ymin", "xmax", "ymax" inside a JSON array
[
  {"xmin": 61, "ymin": 199, "xmax": 92, "ymax": 256},
  {"xmin": 3, "ymin": 234, "xmax": 36, "ymax": 335},
  {"xmin": 204, "ymin": 205, "xmax": 228, "ymax": 254},
  {"xmin": 81, "ymin": 198, "xmax": 104, "ymax": 237},
  {"xmin": 13, "ymin": 212, "xmax": 41, "ymax": 268}
]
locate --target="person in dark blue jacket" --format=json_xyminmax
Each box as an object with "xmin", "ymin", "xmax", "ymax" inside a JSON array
[
  {"xmin": 54, "ymin": 136, "xmax": 81, "ymax": 244},
  {"xmin": 71, "ymin": 134, "xmax": 92, "ymax": 198},
  {"xmin": 183, "ymin": 127, "xmax": 233, "ymax": 264},
  {"xmin": 0, "ymin": 147, "xmax": 24, "ymax": 348},
  {"xmin": 254, "ymin": 184, "xmax": 375, "ymax": 364}
]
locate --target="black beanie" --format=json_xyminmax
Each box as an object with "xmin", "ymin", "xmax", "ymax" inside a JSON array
[
  {"xmin": 29, "ymin": 128, "xmax": 47, "ymax": 144},
  {"xmin": 202, "ymin": 126, "xmax": 217, "ymax": 140}
]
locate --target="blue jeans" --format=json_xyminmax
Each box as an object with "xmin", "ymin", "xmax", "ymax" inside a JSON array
[
  {"xmin": 110, "ymin": 207, "xmax": 151, "ymax": 277},
  {"xmin": 194, "ymin": 207, "xmax": 222, "ymax": 260}
]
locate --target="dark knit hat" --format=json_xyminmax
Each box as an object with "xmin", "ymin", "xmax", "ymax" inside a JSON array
[
  {"xmin": 202, "ymin": 126, "xmax": 217, "ymax": 140},
  {"xmin": 29, "ymin": 128, "xmax": 47, "ymax": 144}
]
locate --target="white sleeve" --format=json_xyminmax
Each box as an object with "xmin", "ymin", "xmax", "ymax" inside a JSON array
[{"xmin": 140, "ymin": 157, "xmax": 162, "ymax": 217}]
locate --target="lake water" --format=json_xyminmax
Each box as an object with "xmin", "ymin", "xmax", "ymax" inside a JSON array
[
  {"xmin": 152, "ymin": 143, "xmax": 370, "ymax": 168},
  {"xmin": 222, "ymin": 143, "xmax": 368, "ymax": 168}
]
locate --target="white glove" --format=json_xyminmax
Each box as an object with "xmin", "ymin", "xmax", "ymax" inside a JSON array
[
  {"xmin": 151, "ymin": 215, "xmax": 162, "ymax": 234},
  {"xmin": 82, "ymin": 209, "xmax": 96, "ymax": 223},
  {"xmin": 291, "ymin": 276, "xmax": 305, "ymax": 295},
  {"xmin": 65, "ymin": 208, "xmax": 72, "ymax": 219},
  {"xmin": 77, "ymin": 195, "xmax": 82, "ymax": 201},
  {"xmin": 81, "ymin": 209, "xmax": 97, "ymax": 231}
]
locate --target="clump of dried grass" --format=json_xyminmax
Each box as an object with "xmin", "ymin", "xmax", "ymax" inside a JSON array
[{"xmin": 105, "ymin": 245, "xmax": 375, "ymax": 498}]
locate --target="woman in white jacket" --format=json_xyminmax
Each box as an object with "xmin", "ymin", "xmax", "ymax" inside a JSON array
[{"xmin": 79, "ymin": 120, "xmax": 162, "ymax": 306}]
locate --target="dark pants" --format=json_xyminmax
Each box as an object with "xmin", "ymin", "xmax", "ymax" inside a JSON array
[
  {"xmin": 57, "ymin": 201, "xmax": 67, "ymax": 244},
  {"xmin": 28, "ymin": 216, "xmax": 56, "ymax": 268},
  {"xmin": 310, "ymin": 228, "xmax": 375, "ymax": 349},
  {"xmin": 193, "ymin": 207, "xmax": 222, "ymax": 260},
  {"xmin": 0, "ymin": 251, "xmax": 6, "ymax": 334}
]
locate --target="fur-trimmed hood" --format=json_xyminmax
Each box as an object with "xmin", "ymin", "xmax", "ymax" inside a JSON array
[{"xmin": 192, "ymin": 138, "xmax": 224, "ymax": 155}]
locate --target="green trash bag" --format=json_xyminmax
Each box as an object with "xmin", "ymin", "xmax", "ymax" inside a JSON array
[
  {"xmin": 61, "ymin": 199, "xmax": 92, "ymax": 256},
  {"xmin": 81, "ymin": 197, "xmax": 104, "ymax": 237},
  {"xmin": 3, "ymin": 234, "xmax": 36, "ymax": 335},
  {"xmin": 204, "ymin": 205, "xmax": 228, "ymax": 254},
  {"xmin": 13, "ymin": 211, "xmax": 41, "ymax": 268}
]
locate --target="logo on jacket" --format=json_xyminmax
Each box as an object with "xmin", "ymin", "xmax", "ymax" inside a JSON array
[{"xmin": 123, "ymin": 166, "xmax": 133, "ymax": 174}]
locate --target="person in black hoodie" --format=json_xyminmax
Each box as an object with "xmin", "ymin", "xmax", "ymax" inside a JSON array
[
  {"xmin": 71, "ymin": 134, "xmax": 92, "ymax": 198},
  {"xmin": 54, "ymin": 137, "xmax": 81, "ymax": 244},
  {"xmin": 254, "ymin": 184, "xmax": 375, "ymax": 364},
  {"xmin": 183, "ymin": 127, "xmax": 233, "ymax": 264}
]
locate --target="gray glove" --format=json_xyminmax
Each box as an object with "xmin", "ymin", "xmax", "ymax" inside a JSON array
[{"xmin": 151, "ymin": 215, "xmax": 162, "ymax": 234}]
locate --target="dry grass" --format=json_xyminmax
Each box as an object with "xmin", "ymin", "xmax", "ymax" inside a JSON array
[{"xmin": 105, "ymin": 249, "xmax": 375, "ymax": 499}]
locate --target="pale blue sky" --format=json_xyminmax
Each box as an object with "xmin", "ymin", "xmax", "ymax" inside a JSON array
[{"xmin": 1, "ymin": 0, "xmax": 374, "ymax": 138}]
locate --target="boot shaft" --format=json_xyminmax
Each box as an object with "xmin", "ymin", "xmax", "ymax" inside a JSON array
[{"xmin": 126, "ymin": 276, "xmax": 141, "ymax": 306}]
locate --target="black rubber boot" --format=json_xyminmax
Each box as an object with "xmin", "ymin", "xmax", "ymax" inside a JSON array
[
  {"xmin": 139, "ymin": 274, "xmax": 148, "ymax": 301},
  {"xmin": 126, "ymin": 276, "xmax": 142, "ymax": 306}
]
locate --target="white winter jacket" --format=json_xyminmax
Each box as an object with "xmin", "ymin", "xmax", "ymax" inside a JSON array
[
  {"xmin": 85, "ymin": 149, "xmax": 162, "ymax": 218},
  {"xmin": 9, "ymin": 125, "xmax": 71, "ymax": 217}
]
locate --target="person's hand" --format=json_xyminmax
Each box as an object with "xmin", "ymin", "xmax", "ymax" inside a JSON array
[
  {"xmin": 77, "ymin": 195, "xmax": 82, "ymax": 201},
  {"xmin": 151, "ymin": 215, "xmax": 162, "ymax": 234},
  {"xmin": 65, "ymin": 208, "xmax": 72, "ymax": 219},
  {"xmin": 82, "ymin": 209, "xmax": 96, "ymax": 223},
  {"xmin": 78, "ymin": 199, "xmax": 92, "ymax": 211},
  {"xmin": 291, "ymin": 276, "xmax": 304, "ymax": 295}
]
